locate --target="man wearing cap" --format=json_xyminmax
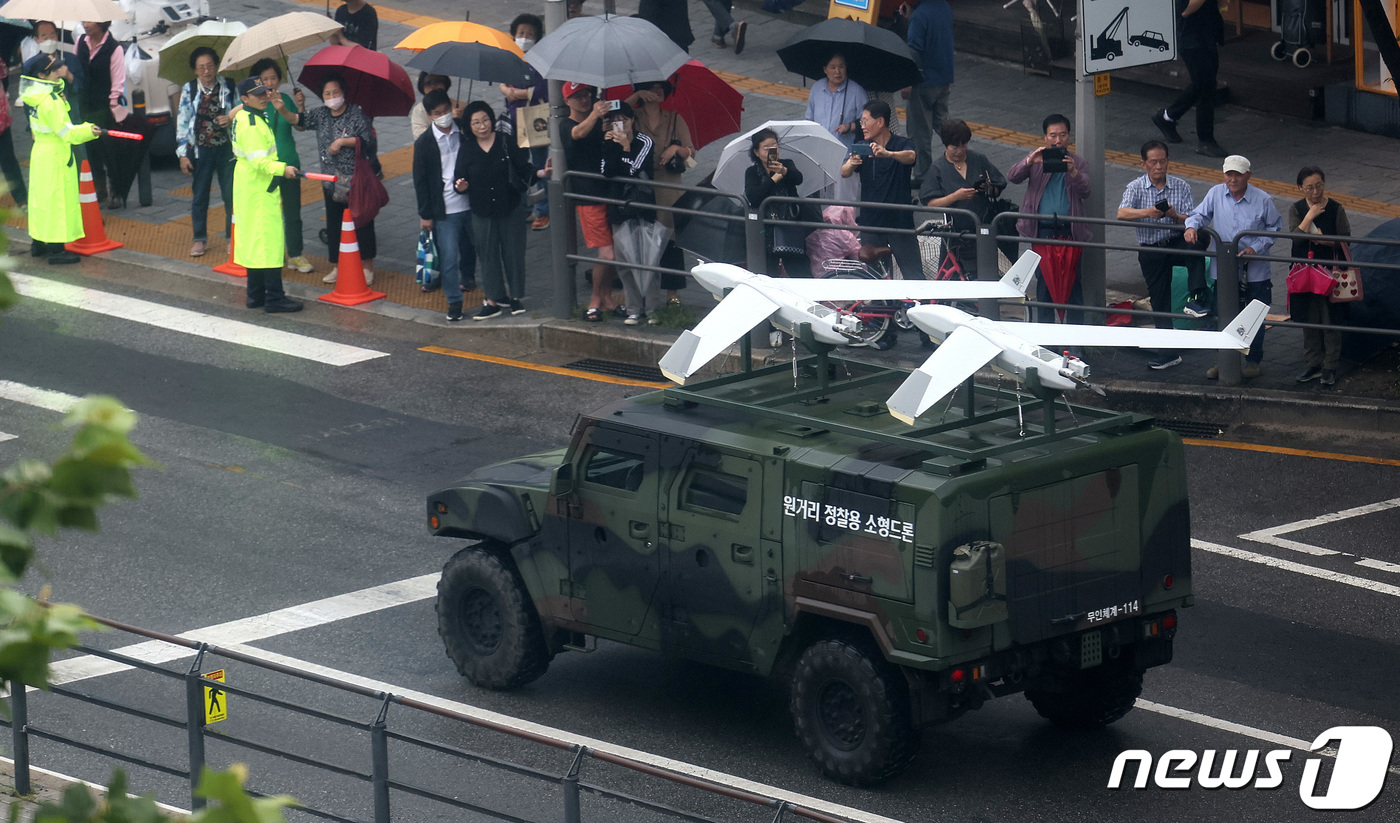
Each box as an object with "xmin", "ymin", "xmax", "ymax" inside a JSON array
[
  {"xmin": 232, "ymin": 77, "xmax": 302, "ymax": 313},
  {"xmin": 560, "ymin": 82, "xmax": 621, "ymax": 320},
  {"xmin": 1184, "ymin": 154, "xmax": 1281, "ymax": 379}
]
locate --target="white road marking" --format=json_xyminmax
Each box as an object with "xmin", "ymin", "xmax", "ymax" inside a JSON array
[
  {"xmin": 1355, "ymin": 558, "xmax": 1400, "ymax": 574},
  {"xmin": 1239, "ymin": 497, "xmax": 1400, "ymax": 557},
  {"xmin": 0, "ymin": 432, "xmax": 15, "ymax": 443},
  {"xmin": 1194, "ymin": 538, "xmax": 1400, "ymax": 598},
  {"xmin": 47, "ymin": 573, "xmax": 438, "ymax": 686},
  {"xmin": 0, "ymin": 379, "xmax": 85, "ymax": 413},
  {"xmin": 10, "ymin": 272, "xmax": 390, "ymax": 366}
]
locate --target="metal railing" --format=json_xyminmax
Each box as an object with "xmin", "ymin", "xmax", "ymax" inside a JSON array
[{"xmin": 5, "ymin": 609, "xmax": 865, "ymax": 823}]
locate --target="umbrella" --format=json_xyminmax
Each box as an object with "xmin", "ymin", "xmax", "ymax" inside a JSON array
[
  {"xmin": 673, "ymin": 183, "xmax": 748, "ymax": 264},
  {"xmin": 0, "ymin": 16, "xmax": 29, "ymax": 60},
  {"xmin": 219, "ymin": 11, "xmax": 342, "ymax": 75},
  {"xmin": 0, "ymin": 0, "xmax": 121, "ymax": 22},
  {"xmin": 712, "ymin": 120, "xmax": 848, "ymax": 200},
  {"xmin": 525, "ymin": 14, "xmax": 688, "ymax": 88},
  {"xmin": 158, "ymin": 20, "xmax": 248, "ymax": 85},
  {"xmin": 406, "ymin": 41, "xmax": 533, "ymax": 87},
  {"xmin": 1030, "ymin": 242, "xmax": 1083, "ymax": 323},
  {"xmin": 604, "ymin": 60, "xmax": 742, "ymax": 151},
  {"xmin": 393, "ymin": 20, "xmax": 523, "ymax": 57},
  {"xmin": 297, "ymin": 44, "xmax": 415, "ymax": 118},
  {"xmin": 776, "ymin": 18, "xmax": 922, "ymax": 93},
  {"xmin": 1342, "ymin": 218, "xmax": 1400, "ymax": 361}
]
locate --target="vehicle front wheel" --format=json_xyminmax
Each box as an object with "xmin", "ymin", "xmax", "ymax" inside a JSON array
[
  {"xmin": 437, "ymin": 545, "xmax": 551, "ymax": 690},
  {"xmin": 1025, "ymin": 660, "xmax": 1142, "ymax": 728},
  {"xmin": 789, "ymin": 639, "xmax": 917, "ymax": 786}
]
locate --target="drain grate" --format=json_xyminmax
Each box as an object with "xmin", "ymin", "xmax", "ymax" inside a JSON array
[
  {"xmin": 1155, "ymin": 419, "xmax": 1228, "ymax": 439},
  {"xmin": 566, "ymin": 359, "xmax": 667, "ymax": 383}
]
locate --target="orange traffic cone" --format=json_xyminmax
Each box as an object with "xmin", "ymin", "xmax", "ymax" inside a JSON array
[
  {"xmin": 65, "ymin": 160, "xmax": 122, "ymax": 255},
  {"xmin": 212, "ymin": 215, "xmax": 247, "ymax": 277},
  {"xmin": 319, "ymin": 217, "xmax": 384, "ymax": 306}
]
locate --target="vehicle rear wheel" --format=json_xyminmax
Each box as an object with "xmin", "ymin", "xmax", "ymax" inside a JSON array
[
  {"xmin": 790, "ymin": 638, "xmax": 917, "ymax": 786},
  {"xmin": 1025, "ymin": 660, "xmax": 1142, "ymax": 728},
  {"xmin": 437, "ymin": 545, "xmax": 551, "ymax": 690}
]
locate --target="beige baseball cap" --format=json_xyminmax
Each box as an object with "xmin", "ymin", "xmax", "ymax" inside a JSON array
[{"xmin": 1222, "ymin": 155, "xmax": 1251, "ymax": 174}]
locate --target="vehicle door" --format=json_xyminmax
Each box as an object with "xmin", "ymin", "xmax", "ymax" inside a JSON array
[{"xmin": 565, "ymin": 425, "xmax": 661, "ymax": 639}]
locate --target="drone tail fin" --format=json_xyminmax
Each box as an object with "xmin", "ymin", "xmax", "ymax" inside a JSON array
[{"xmin": 1224, "ymin": 299, "xmax": 1269, "ymax": 352}]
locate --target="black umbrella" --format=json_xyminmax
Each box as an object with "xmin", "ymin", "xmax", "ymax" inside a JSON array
[
  {"xmin": 776, "ymin": 18, "xmax": 922, "ymax": 93},
  {"xmin": 406, "ymin": 40, "xmax": 534, "ymax": 87},
  {"xmin": 1342, "ymin": 217, "xmax": 1400, "ymax": 361},
  {"xmin": 673, "ymin": 182, "xmax": 747, "ymax": 265}
]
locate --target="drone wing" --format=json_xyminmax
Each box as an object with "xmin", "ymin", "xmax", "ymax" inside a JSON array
[
  {"xmin": 885, "ymin": 327, "xmax": 1005, "ymax": 425},
  {"xmin": 781, "ymin": 251, "xmax": 1040, "ymax": 302},
  {"xmin": 982, "ymin": 300, "xmax": 1269, "ymax": 353},
  {"xmin": 659, "ymin": 283, "xmax": 781, "ymax": 384}
]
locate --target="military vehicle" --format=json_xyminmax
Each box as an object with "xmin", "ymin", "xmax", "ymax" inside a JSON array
[{"xmin": 426, "ymin": 353, "xmax": 1190, "ymax": 785}]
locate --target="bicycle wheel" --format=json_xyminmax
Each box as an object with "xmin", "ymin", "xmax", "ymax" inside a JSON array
[{"xmin": 819, "ymin": 268, "xmax": 895, "ymax": 347}]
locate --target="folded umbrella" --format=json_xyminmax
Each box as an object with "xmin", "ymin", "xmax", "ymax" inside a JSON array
[
  {"xmin": 1030, "ymin": 242, "xmax": 1083, "ymax": 323},
  {"xmin": 220, "ymin": 11, "xmax": 342, "ymax": 75},
  {"xmin": 406, "ymin": 41, "xmax": 533, "ymax": 87},
  {"xmin": 298, "ymin": 44, "xmax": 416, "ymax": 118},
  {"xmin": 525, "ymin": 14, "xmax": 688, "ymax": 89},
  {"xmin": 158, "ymin": 20, "xmax": 249, "ymax": 86},
  {"xmin": 777, "ymin": 18, "xmax": 922, "ymax": 93},
  {"xmin": 712, "ymin": 120, "xmax": 848, "ymax": 200},
  {"xmin": 605, "ymin": 60, "xmax": 742, "ymax": 151}
]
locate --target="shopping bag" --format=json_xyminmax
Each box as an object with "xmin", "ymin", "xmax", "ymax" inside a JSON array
[
  {"xmin": 1330, "ymin": 242, "xmax": 1364, "ymax": 303},
  {"xmin": 349, "ymin": 146, "xmax": 389, "ymax": 228},
  {"xmin": 515, "ymin": 102, "xmax": 550, "ymax": 149},
  {"xmin": 415, "ymin": 229, "xmax": 439, "ymax": 288},
  {"xmin": 1286, "ymin": 254, "xmax": 1337, "ymax": 295}
]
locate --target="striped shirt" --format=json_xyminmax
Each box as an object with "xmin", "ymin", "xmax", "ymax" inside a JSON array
[{"xmin": 1119, "ymin": 173, "xmax": 1195, "ymax": 245}]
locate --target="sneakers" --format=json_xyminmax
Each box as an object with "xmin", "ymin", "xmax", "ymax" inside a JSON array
[
  {"xmin": 1151, "ymin": 109, "xmax": 1181, "ymax": 143},
  {"xmin": 47, "ymin": 249, "xmax": 80, "ymax": 265},
  {"xmin": 646, "ymin": 315, "xmax": 661, "ymax": 326},
  {"xmin": 322, "ymin": 267, "xmax": 338, "ymax": 284},
  {"xmin": 474, "ymin": 302, "xmax": 504, "ymax": 321},
  {"xmin": 1182, "ymin": 298, "xmax": 1210, "ymax": 319},
  {"xmin": 1149, "ymin": 354, "xmax": 1183, "ymax": 370},
  {"xmin": 29, "ymin": 240, "xmax": 45, "ymax": 258},
  {"xmin": 508, "ymin": 298, "xmax": 526, "ymax": 315},
  {"xmin": 730, "ymin": 20, "xmax": 747, "ymax": 55},
  {"xmin": 288, "ymin": 256, "xmax": 313, "ymax": 273},
  {"xmin": 1241, "ymin": 363, "xmax": 1262, "ymax": 378},
  {"xmin": 446, "ymin": 303, "xmax": 464, "ymax": 322},
  {"xmin": 530, "ymin": 215, "xmax": 550, "ymax": 231},
  {"xmin": 1196, "ymin": 140, "xmax": 1228, "ymax": 158},
  {"xmin": 1296, "ymin": 366, "xmax": 1323, "ymax": 383},
  {"xmin": 190, "ymin": 240, "xmax": 206, "ymax": 257},
  {"xmin": 1320, "ymin": 369, "xmax": 1337, "ymax": 386},
  {"xmin": 710, "ymin": 34, "xmax": 727, "ymax": 48},
  {"xmin": 624, "ymin": 313, "xmax": 643, "ymax": 326}
]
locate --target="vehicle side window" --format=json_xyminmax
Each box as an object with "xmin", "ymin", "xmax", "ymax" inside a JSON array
[
  {"xmin": 582, "ymin": 447, "xmax": 645, "ymax": 492},
  {"xmin": 680, "ymin": 468, "xmax": 748, "ymax": 517}
]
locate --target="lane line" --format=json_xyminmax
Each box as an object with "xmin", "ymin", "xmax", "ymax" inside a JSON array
[
  {"xmin": 0, "ymin": 432, "xmax": 15, "ymax": 443},
  {"xmin": 47, "ymin": 573, "xmax": 438, "ymax": 686},
  {"xmin": 1193, "ymin": 538, "xmax": 1400, "ymax": 598},
  {"xmin": 0, "ymin": 379, "xmax": 85, "ymax": 413},
  {"xmin": 1240, "ymin": 497, "xmax": 1400, "ymax": 557},
  {"xmin": 1183, "ymin": 438, "xmax": 1400, "ymax": 467},
  {"xmin": 11, "ymin": 273, "xmax": 390, "ymax": 367},
  {"xmin": 1355, "ymin": 558, "xmax": 1400, "ymax": 574},
  {"xmin": 420, "ymin": 346, "xmax": 669, "ymax": 388}
]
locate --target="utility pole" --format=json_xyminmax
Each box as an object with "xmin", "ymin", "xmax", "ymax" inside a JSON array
[
  {"xmin": 1074, "ymin": 10, "xmax": 1107, "ymax": 321},
  {"xmin": 545, "ymin": 0, "xmax": 574, "ymax": 318}
]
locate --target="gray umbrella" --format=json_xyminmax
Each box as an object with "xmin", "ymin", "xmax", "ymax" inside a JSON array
[{"xmin": 524, "ymin": 14, "xmax": 689, "ymax": 88}]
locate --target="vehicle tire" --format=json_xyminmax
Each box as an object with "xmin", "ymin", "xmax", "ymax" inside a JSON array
[
  {"xmin": 818, "ymin": 269, "xmax": 895, "ymax": 347},
  {"xmin": 790, "ymin": 638, "xmax": 917, "ymax": 786},
  {"xmin": 1271, "ymin": 41, "xmax": 1288, "ymax": 61},
  {"xmin": 437, "ymin": 545, "xmax": 551, "ymax": 690},
  {"xmin": 1293, "ymin": 48, "xmax": 1312, "ymax": 69},
  {"xmin": 1025, "ymin": 661, "xmax": 1143, "ymax": 728}
]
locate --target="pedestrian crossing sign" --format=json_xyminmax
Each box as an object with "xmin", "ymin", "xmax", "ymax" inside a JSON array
[{"xmin": 204, "ymin": 670, "xmax": 227, "ymax": 724}]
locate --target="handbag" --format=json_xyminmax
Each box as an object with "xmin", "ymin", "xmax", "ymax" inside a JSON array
[
  {"xmin": 1286, "ymin": 252, "xmax": 1337, "ymax": 296},
  {"xmin": 515, "ymin": 102, "xmax": 550, "ymax": 149},
  {"xmin": 1329, "ymin": 242, "xmax": 1364, "ymax": 303},
  {"xmin": 348, "ymin": 146, "xmax": 389, "ymax": 227},
  {"xmin": 415, "ymin": 229, "xmax": 440, "ymax": 288}
]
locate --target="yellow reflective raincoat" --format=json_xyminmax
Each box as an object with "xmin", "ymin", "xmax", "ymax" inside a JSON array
[
  {"xmin": 231, "ymin": 106, "xmax": 287, "ymax": 269},
  {"xmin": 21, "ymin": 75, "xmax": 97, "ymax": 244}
]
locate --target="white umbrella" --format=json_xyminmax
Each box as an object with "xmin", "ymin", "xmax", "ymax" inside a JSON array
[
  {"xmin": 712, "ymin": 120, "xmax": 849, "ymax": 200},
  {"xmin": 0, "ymin": 0, "xmax": 122, "ymax": 21},
  {"xmin": 219, "ymin": 11, "xmax": 341, "ymax": 74},
  {"xmin": 525, "ymin": 13, "xmax": 688, "ymax": 88}
]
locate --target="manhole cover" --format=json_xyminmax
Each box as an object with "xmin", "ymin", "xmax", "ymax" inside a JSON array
[
  {"xmin": 1154, "ymin": 419, "xmax": 1228, "ymax": 439},
  {"xmin": 566, "ymin": 359, "xmax": 666, "ymax": 383}
]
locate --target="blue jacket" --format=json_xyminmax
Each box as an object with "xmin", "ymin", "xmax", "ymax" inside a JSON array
[{"xmin": 907, "ymin": 0, "xmax": 955, "ymax": 87}]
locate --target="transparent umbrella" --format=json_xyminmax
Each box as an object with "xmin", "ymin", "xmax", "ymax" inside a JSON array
[{"xmin": 712, "ymin": 120, "xmax": 849, "ymax": 199}]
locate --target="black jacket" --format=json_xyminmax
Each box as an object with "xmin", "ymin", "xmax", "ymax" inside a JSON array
[
  {"xmin": 744, "ymin": 157, "xmax": 803, "ymax": 217},
  {"xmin": 413, "ymin": 121, "xmax": 464, "ymax": 221},
  {"xmin": 455, "ymin": 130, "xmax": 533, "ymax": 218},
  {"xmin": 601, "ymin": 130, "xmax": 655, "ymax": 224}
]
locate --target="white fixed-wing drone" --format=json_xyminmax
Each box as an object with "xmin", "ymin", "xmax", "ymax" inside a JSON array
[
  {"xmin": 658, "ymin": 253, "xmax": 1042, "ymax": 384},
  {"xmin": 884, "ymin": 300, "xmax": 1271, "ymax": 425}
]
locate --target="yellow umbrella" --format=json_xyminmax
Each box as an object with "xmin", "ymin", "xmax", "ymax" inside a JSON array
[{"xmin": 393, "ymin": 20, "xmax": 523, "ymax": 57}]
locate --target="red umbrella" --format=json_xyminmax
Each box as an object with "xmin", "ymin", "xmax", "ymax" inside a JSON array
[
  {"xmin": 1030, "ymin": 242, "xmax": 1083, "ymax": 322},
  {"xmin": 606, "ymin": 60, "xmax": 743, "ymax": 151},
  {"xmin": 297, "ymin": 45, "xmax": 415, "ymax": 118}
]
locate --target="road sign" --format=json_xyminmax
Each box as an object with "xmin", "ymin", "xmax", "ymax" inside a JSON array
[
  {"xmin": 1080, "ymin": 0, "xmax": 1177, "ymax": 74},
  {"xmin": 1095, "ymin": 73, "xmax": 1111, "ymax": 96},
  {"xmin": 204, "ymin": 669, "xmax": 227, "ymax": 724}
]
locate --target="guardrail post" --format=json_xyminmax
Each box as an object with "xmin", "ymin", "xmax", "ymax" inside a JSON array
[
  {"xmin": 11, "ymin": 681, "xmax": 30, "ymax": 796},
  {"xmin": 185, "ymin": 646, "xmax": 208, "ymax": 810},
  {"xmin": 550, "ymin": 177, "xmax": 573, "ymax": 319},
  {"xmin": 371, "ymin": 694, "xmax": 392, "ymax": 823},
  {"xmin": 771, "ymin": 800, "xmax": 790, "ymax": 822},
  {"xmin": 975, "ymin": 219, "xmax": 1000, "ymax": 318},
  {"xmin": 745, "ymin": 208, "xmax": 766, "ymax": 275},
  {"xmin": 561, "ymin": 745, "xmax": 587, "ymax": 823},
  {"xmin": 1215, "ymin": 240, "xmax": 1243, "ymax": 387}
]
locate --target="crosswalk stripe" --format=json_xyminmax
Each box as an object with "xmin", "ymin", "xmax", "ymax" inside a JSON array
[
  {"xmin": 10, "ymin": 273, "xmax": 390, "ymax": 367},
  {"xmin": 0, "ymin": 379, "xmax": 84, "ymax": 413}
]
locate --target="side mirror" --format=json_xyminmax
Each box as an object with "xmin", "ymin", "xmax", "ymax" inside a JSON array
[{"xmin": 553, "ymin": 463, "xmax": 574, "ymax": 496}]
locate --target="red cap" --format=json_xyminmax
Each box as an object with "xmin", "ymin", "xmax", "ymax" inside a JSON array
[{"xmin": 562, "ymin": 81, "xmax": 594, "ymax": 99}]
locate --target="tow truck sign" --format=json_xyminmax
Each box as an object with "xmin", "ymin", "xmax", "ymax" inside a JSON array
[{"xmin": 1080, "ymin": 0, "xmax": 1177, "ymax": 74}]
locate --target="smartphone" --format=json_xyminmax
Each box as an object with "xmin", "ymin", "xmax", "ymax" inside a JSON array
[
  {"xmin": 605, "ymin": 99, "xmax": 621, "ymax": 112},
  {"xmin": 1154, "ymin": 198, "xmax": 1171, "ymax": 214},
  {"xmin": 1041, "ymin": 147, "xmax": 1067, "ymax": 173},
  {"xmin": 766, "ymin": 147, "xmax": 778, "ymax": 162},
  {"xmin": 848, "ymin": 143, "xmax": 874, "ymax": 157},
  {"xmin": 610, "ymin": 121, "xmax": 624, "ymax": 134}
]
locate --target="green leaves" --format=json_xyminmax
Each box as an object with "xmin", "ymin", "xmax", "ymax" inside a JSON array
[
  {"xmin": 34, "ymin": 770, "xmax": 174, "ymax": 823},
  {"xmin": 0, "ymin": 271, "xmax": 16, "ymax": 312},
  {"xmin": 194, "ymin": 765, "xmax": 298, "ymax": 823}
]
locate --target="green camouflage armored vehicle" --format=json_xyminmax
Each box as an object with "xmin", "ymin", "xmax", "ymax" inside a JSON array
[{"xmin": 426, "ymin": 356, "xmax": 1191, "ymax": 785}]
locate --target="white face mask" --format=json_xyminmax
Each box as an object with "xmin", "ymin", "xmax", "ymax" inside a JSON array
[
  {"xmin": 37, "ymin": 38, "xmax": 59, "ymax": 54},
  {"xmin": 432, "ymin": 112, "xmax": 454, "ymax": 130},
  {"xmin": 323, "ymin": 95, "xmax": 345, "ymax": 112},
  {"xmin": 515, "ymin": 37, "xmax": 534, "ymax": 53}
]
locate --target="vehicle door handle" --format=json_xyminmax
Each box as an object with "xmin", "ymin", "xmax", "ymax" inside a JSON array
[
  {"xmin": 629, "ymin": 521, "xmax": 650, "ymax": 539},
  {"xmin": 732, "ymin": 544, "xmax": 754, "ymax": 565},
  {"xmin": 843, "ymin": 573, "xmax": 873, "ymax": 585}
]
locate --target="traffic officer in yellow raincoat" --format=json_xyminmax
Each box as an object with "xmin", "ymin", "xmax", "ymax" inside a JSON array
[
  {"xmin": 232, "ymin": 76, "xmax": 302, "ymax": 312},
  {"xmin": 21, "ymin": 53, "xmax": 101, "ymax": 265}
]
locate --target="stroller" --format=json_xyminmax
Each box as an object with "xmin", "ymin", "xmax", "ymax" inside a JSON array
[{"xmin": 1272, "ymin": 0, "xmax": 1324, "ymax": 68}]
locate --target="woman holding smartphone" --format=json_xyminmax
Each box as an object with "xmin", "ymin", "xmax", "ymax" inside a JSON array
[{"xmin": 744, "ymin": 128, "xmax": 811, "ymax": 277}]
